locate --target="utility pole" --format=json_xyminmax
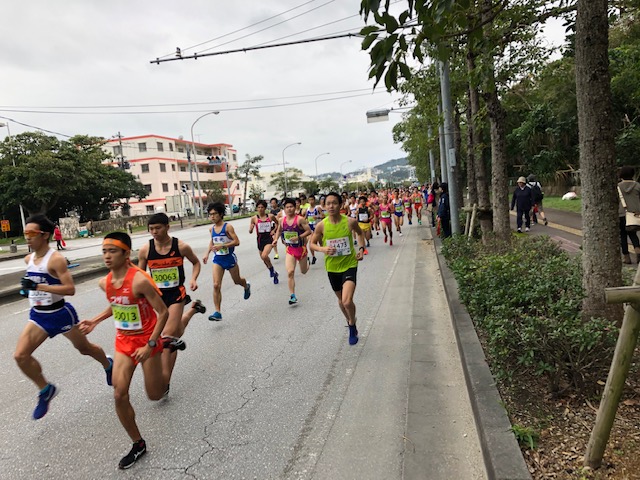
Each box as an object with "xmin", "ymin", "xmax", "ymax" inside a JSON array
[
  {"xmin": 428, "ymin": 126, "xmax": 436, "ymax": 183},
  {"xmin": 439, "ymin": 59, "xmax": 460, "ymax": 235},
  {"xmin": 186, "ymin": 146, "xmax": 197, "ymax": 217},
  {"xmin": 117, "ymin": 132, "xmax": 125, "ymax": 169},
  {"xmin": 437, "ymin": 100, "xmax": 448, "ymax": 184}
]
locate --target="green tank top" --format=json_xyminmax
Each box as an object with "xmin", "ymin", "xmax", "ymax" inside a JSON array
[{"xmin": 323, "ymin": 215, "xmax": 358, "ymax": 273}]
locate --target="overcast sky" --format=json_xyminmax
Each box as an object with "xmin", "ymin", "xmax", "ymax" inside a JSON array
[{"xmin": 1, "ymin": 1, "xmax": 566, "ymax": 176}]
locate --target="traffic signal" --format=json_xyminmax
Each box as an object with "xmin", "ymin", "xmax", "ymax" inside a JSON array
[
  {"xmin": 181, "ymin": 185, "xmax": 188, "ymax": 193},
  {"xmin": 207, "ymin": 155, "xmax": 227, "ymax": 165}
]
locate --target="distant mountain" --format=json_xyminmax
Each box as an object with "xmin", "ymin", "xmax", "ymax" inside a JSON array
[{"xmin": 372, "ymin": 157, "xmax": 408, "ymax": 171}]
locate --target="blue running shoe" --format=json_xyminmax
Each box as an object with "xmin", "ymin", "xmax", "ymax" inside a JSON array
[
  {"xmin": 209, "ymin": 311, "xmax": 222, "ymax": 321},
  {"xmin": 273, "ymin": 272, "xmax": 279, "ymax": 285},
  {"xmin": 348, "ymin": 325, "xmax": 359, "ymax": 345},
  {"xmin": 289, "ymin": 294, "xmax": 298, "ymax": 305},
  {"xmin": 33, "ymin": 383, "xmax": 58, "ymax": 420},
  {"xmin": 244, "ymin": 282, "xmax": 251, "ymax": 300},
  {"xmin": 105, "ymin": 356, "xmax": 114, "ymax": 386}
]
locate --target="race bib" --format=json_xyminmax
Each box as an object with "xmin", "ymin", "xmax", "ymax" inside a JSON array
[
  {"xmin": 327, "ymin": 237, "xmax": 351, "ymax": 256},
  {"xmin": 358, "ymin": 213, "xmax": 369, "ymax": 222},
  {"xmin": 395, "ymin": 204, "xmax": 403, "ymax": 212},
  {"xmin": 213, "ymin": 235, "xmax": 229, "ymax": 255},
  {"xmin": 404, "ymin": 202, "xmax": 411, "ymax": 208},
  {"xmin": 112, "ymin": 304, "xmax": 142, "ymax": 331},
  {"xmin": 257, "ymin": 221, "xmax": 272, "ymax": 233},
  {"xmin": 381, "ymin": 210, "xmax": 391, "ymax": 218},
  {"xmin": 308, "ymin": 216, "xmax": 316, "ymax": 225},
  {"xmin": 151, "ymin": 266, "xmax": 179, "ymax": 288},
  {"xmin": 283, "ymin": 230, "xmax": 299, "ymax": 245},
  {"xmin": 29, "ymin": 289, "xmax": 53, "ymax": 307}
]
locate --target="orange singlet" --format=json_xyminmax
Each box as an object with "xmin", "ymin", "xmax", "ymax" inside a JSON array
[{"xmin": 106, "ymin": 267, "xmax": 162, "ymax": 361}]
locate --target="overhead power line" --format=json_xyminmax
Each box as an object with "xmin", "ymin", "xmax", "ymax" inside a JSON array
[
  {"xmin": 151, "ymin": 32, "xmax": 361, "ymax": 64},
  {"xmin": 0, "ymin": 88, "xmax": 374, "ymax": 110},
  {"xmin": 0, "ymin": 115, "xmax": 72, "ymax": 138},
  {"xmin": 0, "ymin": 91, "xmax": 387, "ymax": 116}
]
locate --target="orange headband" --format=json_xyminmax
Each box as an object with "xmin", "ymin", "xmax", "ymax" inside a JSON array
[{"xmin": 102, "ymin": 238, "xmax": 131, "ymax": 251}]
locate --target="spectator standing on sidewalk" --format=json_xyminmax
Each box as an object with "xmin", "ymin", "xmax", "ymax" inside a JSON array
[
  {"xmin": 511, "ymin": 177, "xmax": 533, "ymax": 233},
  {"xmin": 617, "ymin": 166, "xmax": 640, "ymax": 264},
  {"xmin": 53, "ymin": 224, "xmax": 65, "ymax": 250},
  {"xmin": 526, "ymin": 174, "xmax": 549, "ymax": 226},
  {"xmin": 437, "ymin": 182, "xmax": 451, "ymax": 238}
]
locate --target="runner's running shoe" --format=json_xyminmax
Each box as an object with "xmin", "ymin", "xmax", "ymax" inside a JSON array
[
  {"xmin": 105, "ymin": 356, "xmax": 113, "ymax": 386},
  {"xmin": 244, "ymin": 283, "xmax": 251, "ymax": 300},
  {"xmin": 118, "ymin": 439, "xmax": 147, "ymax": 470},
  {"xmin": 209, "ymin": 311, "xmax": 223, "ymax": 321},
  {"xmin": 289, "ymin": 294, "xmax": 298, "ymax": 305},
  {"xmin": 273, "ymin": 272, "xmax": 279, "ymax": 285},
  {"xmin": 348, "ymin": 325, "xmax": 359, "ymax": 345},
  {"xmin": 193, "ymin": 300, "xmax": 206, "ymax": 314},
  {"xmin": 33, "ymin": 383, "xmax": 58, "ymax": 420}
]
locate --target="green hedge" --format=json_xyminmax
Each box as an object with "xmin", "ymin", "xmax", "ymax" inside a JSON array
[{"xmin": 442, "ymin": 235, "xmax": 618, "ymax": 394}]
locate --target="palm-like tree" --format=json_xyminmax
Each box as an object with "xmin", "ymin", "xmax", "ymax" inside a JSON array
[{"xmin": 231, "ymin": 154, "xmax": 263, "ymax": 211}]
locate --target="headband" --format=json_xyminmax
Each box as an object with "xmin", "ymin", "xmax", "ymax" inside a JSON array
[{"xmin": 102, "ymin": 238, "xmax": 131, "ymax": 252}]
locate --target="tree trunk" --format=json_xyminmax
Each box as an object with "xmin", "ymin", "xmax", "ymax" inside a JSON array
[
  {"xmin": 454, "ymin": 106, "xmax": 466, "ymax": 211},
  {"xmin": 575, "ymin": 0, "xmax": 623, "ymax": 322},
  {"xmin": 465, "ymin": 99, "xmax": 478, "ymax": 207},
  {"xmin": 484, "ymin": 87, "xmax": 510, "ymax": 240},
  {"xmin": 467, "ymin": 47, "xmax": 493, "ymax": 238}
]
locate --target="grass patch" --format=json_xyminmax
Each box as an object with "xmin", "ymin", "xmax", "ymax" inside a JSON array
[{"xmin": 543, "ymin": 196, "xmax": 582, "ymax": 213}]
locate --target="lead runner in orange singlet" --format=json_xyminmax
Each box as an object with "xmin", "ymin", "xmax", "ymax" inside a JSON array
[{"xmin": 79, "ymin": 232, "xmax": 168, "ymax": 470}]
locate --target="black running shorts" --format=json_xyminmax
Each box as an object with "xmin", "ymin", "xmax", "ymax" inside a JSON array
[{"xmin": 327, "ymin": 267, "xmax": 357, "ymax": 292}]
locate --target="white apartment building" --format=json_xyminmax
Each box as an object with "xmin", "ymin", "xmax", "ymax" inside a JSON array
[
  {"xmin": 246, "ymin": 170, "xmax": 314, "ymax": 201},
  {"xmin": 103, "ymin": 134, "xmax": 240, "ymax": 216}
]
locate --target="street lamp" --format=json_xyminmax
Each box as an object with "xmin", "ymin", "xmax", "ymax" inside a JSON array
[
  {"xmin": 190, "ymin": 111, "xmax": 220, "ymax": 218},
  {"xmin": 314, "ymin": 152, "xmax": 330, "ymax": 177},
  {"xmin": 282, "ymin": 142, "xmax": 301, "ymax": 197},
  {"xmin": 0, "ymin": 122, "xmax": 27, "ymax": 232},
  {"xmin": 340, "ymin": 160, "xmax": 352, "ymax": 176}
]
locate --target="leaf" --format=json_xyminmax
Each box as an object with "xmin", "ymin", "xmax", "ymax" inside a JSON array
[
  {"xmin": 362, "ymin": 33, "xmax": 379, "ymax": 50},
  {"xmin": 383, "ymin": 12, "xmax": 399, "ymax": 33},
  {"xmin": 360, "ymin": 25, "xmax": 380, "ymax": 36},
  {"xmin": 399, "ymin": 61, "xmax": 412, "ymax": 80}
]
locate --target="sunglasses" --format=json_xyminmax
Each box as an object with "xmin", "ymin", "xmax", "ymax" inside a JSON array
[{"xmin": 24, "ymin": 230, "xmax": 45, "ymax": 238}]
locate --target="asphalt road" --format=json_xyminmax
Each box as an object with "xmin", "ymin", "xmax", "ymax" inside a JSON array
[{"xmin": 0, "ymin": 218, "xmax": 460, "ymax": 479}]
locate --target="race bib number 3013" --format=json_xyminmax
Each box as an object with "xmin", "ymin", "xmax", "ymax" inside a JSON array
[{"xmin": 112, "ymin": 304, "xmax": 142, "ymax": 331}]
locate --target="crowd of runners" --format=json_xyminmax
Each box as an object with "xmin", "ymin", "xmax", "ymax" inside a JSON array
[{"xmin": 12, "ymin": 184, "xmax": 443, "ymax": 470}]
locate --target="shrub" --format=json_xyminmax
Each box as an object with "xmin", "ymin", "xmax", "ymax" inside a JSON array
[{"xmin": 442, "ymin": 235, "xmax": 618, "ymax": 394}]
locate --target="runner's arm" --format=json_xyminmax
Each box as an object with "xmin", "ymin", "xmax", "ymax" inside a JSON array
[
  {"xmin": 203, "ymin": 227, "xmax": 213, "ymax": 263},
  {"xmin": 272, "ymin": 219, "xmax": 282, "ymax": 246},
  {"xmin": 299, "ymin": 218, "xmax": 312, "ymax": 239},
  {"xmin": 78, "ymin": 278, "xmax": 112, "ymax": 334},
  {"xmin": 349, "ymin": 219, "xmax": 365, "ymax": 260},
  {"xmin": 308, "ymin": 222, "xmax": 329, "ymax": 254},
  {"xmin": 137, "ymin": 243, "xmax": 149, "ymax": 271},
  {"xmin": 248, "ymin": 216, "xmax": 255, "ymax": 234},
  {"xmin": 37, "ymin": 252, "xmax": 75, "ymax": 296},
  {"xmin": 224, "ymin": 223, "xmax": 241, "ymax": 248},
  {"xmin": 179, "ymin": 241, "xmax": 201, "ymax": 291}
]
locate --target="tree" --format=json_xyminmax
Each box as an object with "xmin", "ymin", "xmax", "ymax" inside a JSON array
[
  {"xmin": 301, "ymin": 180, "xmax": 320, "ymax": 195},
  {"xmin": 249, "ymin": 183, "xmax": 265, "ymax": 202},
  {"xmin": 575, "ymin": 0, "xmax": 622, "ymax": 322},
  {"xmin": 201, "ymin": 180, "xmax": 227, "ymax": 205},
  {"xmin": 269, "ymin": 168, "xmax": 303, "ymax": 196},
  {"xmin": 0, "ymin": 132, "xmax": 147, "ymax": 221},
  {"xmin": 319, "ymin": 177, "xmax": 339, "ymax": 193},
  {"xmin": 231, "ymin": 154, "xmax": 263, "ymax": 211}
]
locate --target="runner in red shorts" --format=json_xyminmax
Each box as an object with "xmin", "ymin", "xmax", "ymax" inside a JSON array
[{"xmin": 80, "ymin": 232, "xmax": 168, "ymax": 470}]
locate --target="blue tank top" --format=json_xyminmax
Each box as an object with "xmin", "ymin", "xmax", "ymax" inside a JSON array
[{"xmin": 211, "ymin": 222, "xmax": 234, "ymax": 256}]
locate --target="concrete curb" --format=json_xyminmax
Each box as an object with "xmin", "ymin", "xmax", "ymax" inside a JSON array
[{"xmin": 433, "ymin": 234, "xmax": 532, "ymax": 480}]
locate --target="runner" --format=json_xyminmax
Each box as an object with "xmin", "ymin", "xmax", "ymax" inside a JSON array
[
  {"xmin": 273, "ymin": 198, "xmax": 312, "ymax": 305},
  {"xmin": 379, "ymin": 194, "xmax": 394, "ymax": 246},
  {"xmin": 202, "ymin": 202, "xmax": 251, "ymax": 321},
  {"xmin": 14, "ymin": 214, "xmax": 112, "ymax": 420},
  {"xmin": 249, "ymin": 199, "xmax": 279, "ymax": 284},
  {"xmin": 412, "ymin": 187, "xmax": 424, "ymax": 225},
  {"xmin": 302, "ymin": 195, "xmax": 324, "ymax": 265},
  {"xmin": 269, "ymin": 197, "xmax": 282, "ymax": 259},
  {"xmin": 357, "ymin": 195, "xmax": 373, "ymax": 253},
  {"xmin": 79, "ymin": 232, "xmax": 168, "ymax": 470},
  {"xmin": 392, "ymin": 189, "xmax": 404, "ymax": 236},
  {"xmin": 369, "ymin": 191, "xmax": 380, "ymax": 235},
  {"xmin": 309, "ymin": 192, "xmax": 365, "ymax": 345},
  {"xmin": 348, "ymin": 194, "xmax": 358, "ymax": 220},
  {"xmin": 403, "ymin": 191, "xmax": 413, "ymax": 225},
  {"xmin": 137, "ymin": 213, "xmax": 205, "ymax": 394}
]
